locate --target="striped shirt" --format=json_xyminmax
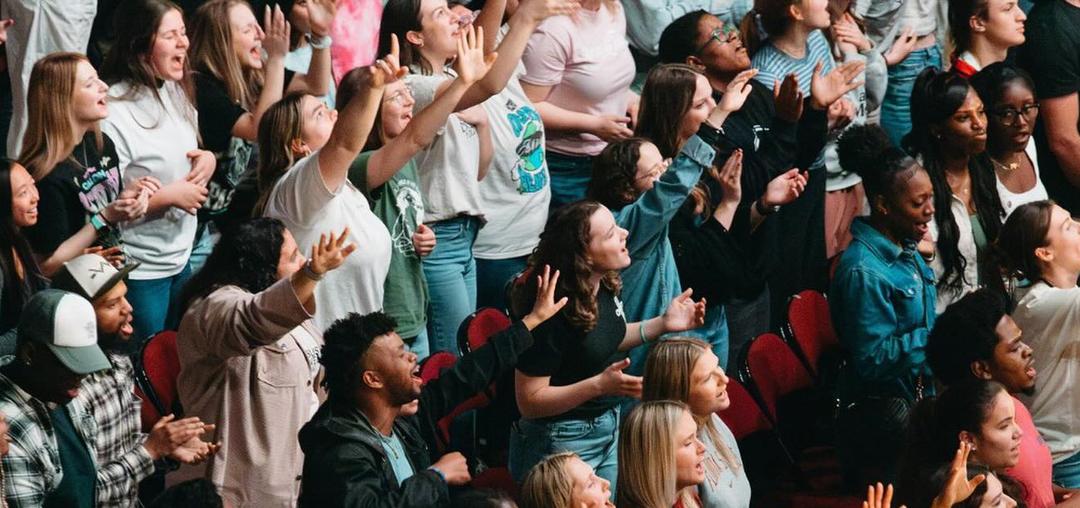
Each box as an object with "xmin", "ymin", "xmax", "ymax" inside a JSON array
[{"xmin": 750, "ymin": 29, "xmax": 836, "ymax": 97}]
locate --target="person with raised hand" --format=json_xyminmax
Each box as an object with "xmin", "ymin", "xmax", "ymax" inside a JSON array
[
  {"xmin": 338, "ymin": 22, "xmax": 494, "ymax": 359},
  {"xmin": 99, "ymin": 0, "xmax": 218, "ymax": 344},
  {"xmin": 174, "ymin": 218, "xmax": 355, "ymax": 507},
  {"xmin": 298, "ymin": 264, "xmax": 566, "ymax": 507},
  {"xmin": 864, "ymin": 483, "xmax": 904, "ymax": 508},
  {"xmin": 509, "ymin": 200, "xmax": 707, "ymax": 490},
  {"xmin": 256, "ymin": 36, "xmax": 406, "ymax": 333}
]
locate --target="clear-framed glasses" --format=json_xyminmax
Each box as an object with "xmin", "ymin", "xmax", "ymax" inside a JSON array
[
  {"xmin": 384, "ymin": 88, "xmax": 413, "ymax": 106},
  {"xmin": 697, "ymin": 25, "xmax": 740, "ymax": 54},
  {"xmin": 992, "ymin": 103, "xmax": 1040, "ymax": 126}
]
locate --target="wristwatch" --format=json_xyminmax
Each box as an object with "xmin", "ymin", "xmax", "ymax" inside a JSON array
[{"xmin": 755, "ymin": 199, "xmax": 780, "ymax": 216}]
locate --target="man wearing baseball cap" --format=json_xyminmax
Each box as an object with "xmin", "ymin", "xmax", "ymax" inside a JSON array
[
  {"xmin": 0, "ymin": 289, "xmax": 110, "ymax": 507},
  {"xmin": 52, "ymin": 254, "xmax": 216, "ymax": 508}
]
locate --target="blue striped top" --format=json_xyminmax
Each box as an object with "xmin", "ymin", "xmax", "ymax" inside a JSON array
[{"xmin": 750, "ymin": 29, "xmax": 836, "ymax": 95}]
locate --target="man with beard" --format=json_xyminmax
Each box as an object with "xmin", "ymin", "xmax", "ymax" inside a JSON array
[
  {"xmin": 52, "ymin": 254, "xmax": 217, "ymax": 508},
  {"xmin": 298, "ymin": 268, "xmax": 567, "ymax": 507},
  {"xmin": 926, "ymin": 288, "xmax": 1057, "ymax": 508}
]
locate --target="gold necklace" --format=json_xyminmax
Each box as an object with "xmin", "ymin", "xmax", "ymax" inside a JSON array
[{"xmin": 990, "ymin": 153, "xmax": 1021, "ymax": 172}]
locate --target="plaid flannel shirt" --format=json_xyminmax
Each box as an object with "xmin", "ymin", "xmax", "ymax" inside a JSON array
[
  {"xmin": 0, "ymin": 372, "xmax": 97, "ymax": 508},
  {"xmin": 72, "ymin": 354, "xmax": 154, "ymax": 508}
]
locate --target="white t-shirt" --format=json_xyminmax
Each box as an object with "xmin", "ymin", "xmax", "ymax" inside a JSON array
[
  {"xmin": 101, "ymin": 81, "xmax": 200, "ymax": 280},
  {"xmin": 263, "ymin": 153, "xmax": 392, "ymax": 331},
  {"xmin": 405, "ymin": 71, "xmax": 486, "ymax": 224},
  {"xmin": 996, "ymin": 138, "xmax": 1049, "ymax": 217},
  {"xmin": 474, "ymin": 62, "xmax": 551, "ymax": 259},
  {"xmin": 1014, "ymin": 282, "xmax": 1080, "ymax": 462}
]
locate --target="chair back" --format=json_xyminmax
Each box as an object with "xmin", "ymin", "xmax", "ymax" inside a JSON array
[{"xmin": 133, "ymin": 330, "xmax": 182, "ymax": 431}]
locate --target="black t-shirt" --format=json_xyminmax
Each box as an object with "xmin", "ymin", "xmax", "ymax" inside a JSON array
[
  {"xmin": 1019, "ymin": 0, "xmax": 1080, "ymax": 213},
  {"xmin": 515, "ymin": 285, "xmax": 628, "ymax": 421},
  {"xmin": 24, "ymin": 132, "xmax": 123, "ymax": 255},
  {"xmin": 194, "ymin": 72, "xmax": 257, "ymax": 224}
]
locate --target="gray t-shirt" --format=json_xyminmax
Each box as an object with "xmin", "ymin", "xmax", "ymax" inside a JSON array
[
  {"xmin": 698, "ymin": 414, "xmax": 752, "ymax": 508},
  {"xmin": 405, "ymin": 71, "xmax": 487, "ymax": 223}
]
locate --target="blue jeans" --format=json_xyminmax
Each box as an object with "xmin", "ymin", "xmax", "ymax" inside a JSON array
[
  {"xmin": 407, "ymin": 328, "xmax": 430, "ymax": 362},
  {"xmin": 509, "ymin": 408, "xmax": 620, "ymax": 491},
  {"xmin": 422, "ymin": 216, "xmax": 479, "ymax": 356},
  {"xmin": 187, "ymin": 223, "xmax": 218, "ymax": 275},
  {"xmin": 547, "ymin": 151, "xmax": 594, "ymax": 212},
  {"xmin": 126, "ymin": 264, "xmax": 193, "ymax": 348},
  {"xmin": 1054, "ymin": 449, "xmax": 1080, "ymax": 488},
  {"xmin": 475, "ymin": 256, "xmax": 527, "ymax": 313},
  {"xmin": 880, "ymin": 45, "xmax": 943, "ymax": 148}
]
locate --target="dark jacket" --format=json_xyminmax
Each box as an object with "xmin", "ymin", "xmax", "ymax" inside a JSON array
[{"xmin": 297, "ymin": 321, "xmax": 534, "ymax": 508}]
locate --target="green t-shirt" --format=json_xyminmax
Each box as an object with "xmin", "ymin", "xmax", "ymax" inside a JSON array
[
  {"xmin": 44, "ymin": 406, "xmax": 95, "ymax": 508},
  {"xmin": 349, "ymin": 152, "xmax": 429, "ymax": 339}
]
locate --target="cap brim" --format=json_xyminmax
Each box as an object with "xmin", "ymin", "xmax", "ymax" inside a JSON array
[
  {"xmin": 46, "ymin": 343, "xmax": 111, "ymax": 375},
  {"xmin": 92, "ymin": 262, "xmax": 140, "ymax": 300}
]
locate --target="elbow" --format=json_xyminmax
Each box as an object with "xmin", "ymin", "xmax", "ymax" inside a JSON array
[{"xmin": 1049, "ymin": 132, "xmax": 1080, "ymax": 161}]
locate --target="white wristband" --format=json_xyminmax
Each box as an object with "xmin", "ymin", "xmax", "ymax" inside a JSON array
[{"xmin": 307, "ymin": 33, "xmax": 332, "ymax": 49}]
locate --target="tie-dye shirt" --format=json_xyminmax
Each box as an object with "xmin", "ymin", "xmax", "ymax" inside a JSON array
[{"xmin": 330, "ymin": 0, "xmax": 383, "ymax": 83}]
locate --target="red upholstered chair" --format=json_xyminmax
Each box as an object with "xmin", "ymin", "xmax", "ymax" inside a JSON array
[
  {"xmin": 739, "ymin": 332, "xmax": 814, "ymax": 424},
  {"xmin": 457, "ymin": 308, "xmax": 512, "ymax": 357},
  {"xmin": 717, "ymin": 378, "xmax": 772, "ymax": 440},
  {"xmin": 133, "ymin": 331, "xmax": 182, "ymax": 431},
  {"xmin": 783, "ymin": 290, "xmax": 840, "ymax": 378}
]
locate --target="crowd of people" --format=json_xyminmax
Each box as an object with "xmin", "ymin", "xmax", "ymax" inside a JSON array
[{"xmin": 0, "ymin": 0, "xmax": 1078, "ymax": 506}]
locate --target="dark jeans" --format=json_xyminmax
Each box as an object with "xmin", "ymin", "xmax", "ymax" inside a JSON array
[{"xmin": 547, "ymin": 151, "xmax": 594, "ymax": 212}]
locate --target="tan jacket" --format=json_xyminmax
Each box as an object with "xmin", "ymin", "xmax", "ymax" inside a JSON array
[{"xmin": 175, "ymin": 277, "xmax": 321, "ymax": 508}]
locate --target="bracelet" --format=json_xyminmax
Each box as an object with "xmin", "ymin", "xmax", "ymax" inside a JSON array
[
  {"xmin": 639, "ymin": 321, "xmax": 649, "ymax": 344},
  {"xmin": 754, "ymin": 199, "xmax": 780, "ymax": 216},
  {"xmin": 306, "ymin": 33, "xmax": 332, "ymax": 49},
  {"xmin": 429, "ymin": 466, "xmax": 447, "ymax": 483},
  {"xmin": 90, "ymin": 212, "xmax": 112, "ymax": 233},
  {"xmin": 301, "ymin": 261, "xmax": 324, "ymax": 281}
]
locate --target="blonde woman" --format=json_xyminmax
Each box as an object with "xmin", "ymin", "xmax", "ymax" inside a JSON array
[
  {"xmin": 643, "ymin": 338, "xmax": 750, "ymax": 508},
  {"xmin": 618, "ymin": 400, "xmax": 708, "ymax": 508},
  {"xmin": 520, "ymin": 452, "xmax": 616, "ymax": 508},
  {"xmin": 19, "ymin": 53, "xmax": 159, "ymax": 276}
]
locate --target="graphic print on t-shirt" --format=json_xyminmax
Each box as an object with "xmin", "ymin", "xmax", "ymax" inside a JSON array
[
  {"xmin": 203, "ymin": 136, "xmax": 254, "ymax": 220},
  {"xmin": 76, "ymin": 154, "xmax": 123, "ymax": 248},
  {"xmin": 389, "ymin": 177, "xmax": 425, "ymax": 258},
  {"xmin": 505, "ymin": 98, "xmax": 547, "ymax": 194}
]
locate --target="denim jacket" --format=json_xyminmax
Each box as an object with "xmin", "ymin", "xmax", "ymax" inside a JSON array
[
  {"xmin": 614, "ymin": 134, "xmax": 715, "ymax": 370},
  {"xmin": 831, "ymin": 218, "xmax": 937, "ymax": 402}
]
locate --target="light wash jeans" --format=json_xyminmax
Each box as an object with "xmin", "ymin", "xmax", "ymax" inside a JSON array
[
  {"xmin": 509, "ymin": 407, "xmax": 620, "ymax": 492},
  {"xmin": 475, "ymin": 256, "xmax": 527, "ymax": 313},
  {"xmin": 407, "ymin": 328, "xmax": 430, "ymax": 362},
  {"xmin": 422, "ymin": 216, "xmax": 479, "ymax": 356},
  {"xmin": 547, "ymin": 151, "xmax": 594, "ymax": 212},
  {"xmin": 1054, "ymin": 448, "xmax": 1080, "ymax": 488},
  {"xmin": 880, "ymin": 45, "xmax": 943, "ymax": 148},
  {"xmin": 126, "ymin": 263, "xmax": 192, "ymax": 350}
]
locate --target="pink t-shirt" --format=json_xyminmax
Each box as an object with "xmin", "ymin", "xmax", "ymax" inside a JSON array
[
  {"xmin": 520, "ymin": 2, "xmax": 635, "ymax": 157},
  {"xmin": 1007, "ymin": 396, "xmax": 1056, "ymax": 508},
  {"xmin": 330, "ymin": 0, "xmax": 382, "ymax": 84}
]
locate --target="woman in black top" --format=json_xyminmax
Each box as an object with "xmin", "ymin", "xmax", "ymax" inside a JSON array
[
  {"xmin": 0, "ymin": 160, "xmax": 49, "ymax": 353},
  {"xmin": 508, "ymin": 200, "xmax": 706, "ymax": 491},
  {"xmin": 19, "ymin": 52, "xmax": 158, "ymax": 276}
]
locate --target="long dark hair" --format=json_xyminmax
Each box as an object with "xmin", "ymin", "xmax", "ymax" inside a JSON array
[
  {"xmin": 993, "ymin": 199, "xmax": 1054, "ymax": 283},
  {"xmin": 587, "ymin": 138, "xmax": 648, "ymax": 211},
  {"xmin": 101, "ymin": 0, "xmax": 195, "ymax": 106},
  {"xmin": 635, "ymin": 64, "xmax": 702, "ymax": 159},
  {"xmin": 179, "ymin": 217, "xmax": 287, "ymax": 312},
  {"xmin": 511, "ymin": 201, "xmax": 622, "ymax": 333},
  {"xmin": 0, "ymin": 161, "xmax": 44, "ymax": 331},
  {"xmin": 948, "ymin": 0, "xmax": 990, "ymax": 58},
  {"xmin": 969, "ymin": 62, "xmax": 1036, "ymax": 153},
  {"xmin": 379, "ymin": 0, "xmax": 429, "ymax": 74},
  {"xmin": 740, "ymin": 0, "xmax": 801, "ymax": 56},
  {"xmin": 904, "ymin": 68, "xmax": 1003, "ymax": 291}
]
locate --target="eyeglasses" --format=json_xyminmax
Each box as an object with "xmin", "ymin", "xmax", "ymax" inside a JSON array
[
  {"xmin": 636, "ymin": 158, "xmax": 672, "ymax": 181},
  {"xmin": 384, "ymin": 89, "xmax": 413, "ymax": 106},
  {"xmin": 696, "ymin": 25, "xmax": 740, "ymax": 54},
  {"xmin": 991, "ymin": 103, "xmax": 1039, "ymax": 126}
]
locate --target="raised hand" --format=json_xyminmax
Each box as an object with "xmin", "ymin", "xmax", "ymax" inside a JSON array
[
  {"xmin": 84, "ymin": 245, "xmax": 125, "ymax": 267},
  {"xmin": 773, "ymin": 73, "xmax": 804, "ymax": 123},
  {"xmin": 309, "ymin": 227, "xmax": 357, "ymax": 276},
  {"xmin": 597, "ymin": 358, "xmax": 643, "ymax": 398},
  {"xmin": 863, "ymin": 482, "xmax": 905, "ymax": 508},
  {"xmin": 515, "ymin": 0, "xmax": 581, "ymax": 24},
  {"xmin": 716, "ymin": 69, "xmax": 758, "ymax": 115},
  {"xmin": 523, "ymin": 265, "xmax": 569, "ymax": 330},
  {"xmin": 262, "ymin": 4, "xmax": 291, "ymax": 59},
  {"xmin": 932, "ymin": 441, "xmax": 985, "ymax": 508},
  {"xmin": 762, "ymin": 168, "xmax": 807, "ymax": 207},
  {"xmin": 368, "ymin": 34, "xmax": 408, "ymax": 88},
  {"xmin": 592, "ymin": 115, "xmax": 633, "ymax": 142},
  {"xmin": 810, "ymin": 59, "xmax": 864, "ymax": 110},
  {"xmin": 305, "ymin": 0, "xmax": 337, "ymax": 38},
  {"xmin": 714, "ymin": 149, "xmax": 743, "ymax": 206},
  {"xmin": 662, "ymin": 288, "xmax": 707, "ymax": 333},
  {"xmin": 412, "ymin": 223, "xmax": 436, "ymax": 257},
  {"xmin": 453, "ymin": 25, "xmax": 496, "ymax": 85}
]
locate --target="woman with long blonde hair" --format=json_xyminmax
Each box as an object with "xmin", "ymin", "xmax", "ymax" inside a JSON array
[
  {"xmin": 520, "ymin": 452, "xmax": 615, "ymax": 508},
  {"xmin": 643, "ymin": 338, "xmax": 751, "ymax": 508},
  {"xmin": 18, "ymin": 52, "xmax": 159, "ymax": 276},
  {"xmin": 618, "ymin": 400, "xmax": 708, "ymax": 508}
]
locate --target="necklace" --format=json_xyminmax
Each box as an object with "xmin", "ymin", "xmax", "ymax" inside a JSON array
[{"xmin": 989, "ymin": 153, "xmax": 1021, "ymax": 172}]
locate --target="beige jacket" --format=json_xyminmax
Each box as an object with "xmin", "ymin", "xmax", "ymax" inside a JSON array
[{"xmin": 175, "ymin": 277, "xmax": 321, "ymax": 508}]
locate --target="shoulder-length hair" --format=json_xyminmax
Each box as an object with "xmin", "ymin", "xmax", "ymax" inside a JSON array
[
  {"xmin": 189, "ymin": 0, "xmax": 264, "ymax": 110},
  {"xmin": 643, "ymin": 337, "xmax": 742, "ymax": 474},
  {"xmin": 511, "ymin": 201, "xmax": 621, "ymax": 333},
  {"xmin": 253, "ymin": 92, "xmax": 306, "ymax": 216},
  {"xmin": 635, "ymin": 64, "xmax": 703, "ymax": 159},
  {"xmin": 519, "ymin": 452, "xmax": 578, "ymax": 508},
  {"xmin": 20, "ymin": 53, "xmax": 104, "ymax": 181},
  {"xmin": 101, "ymin": 0, "xmax": 195, "ymax": 108},
  {"xmin": 617, "ymin": 400, "xmax": 701, "ymax": 508},
  {"xmin": 178, "ymin": 217, "xmax": 287, "ymax": 312}
]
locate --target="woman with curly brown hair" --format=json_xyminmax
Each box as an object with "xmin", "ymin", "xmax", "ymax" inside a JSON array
[{"xmin": 507, "ymin": 199, "xmax": 707, "ymax": 491}]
